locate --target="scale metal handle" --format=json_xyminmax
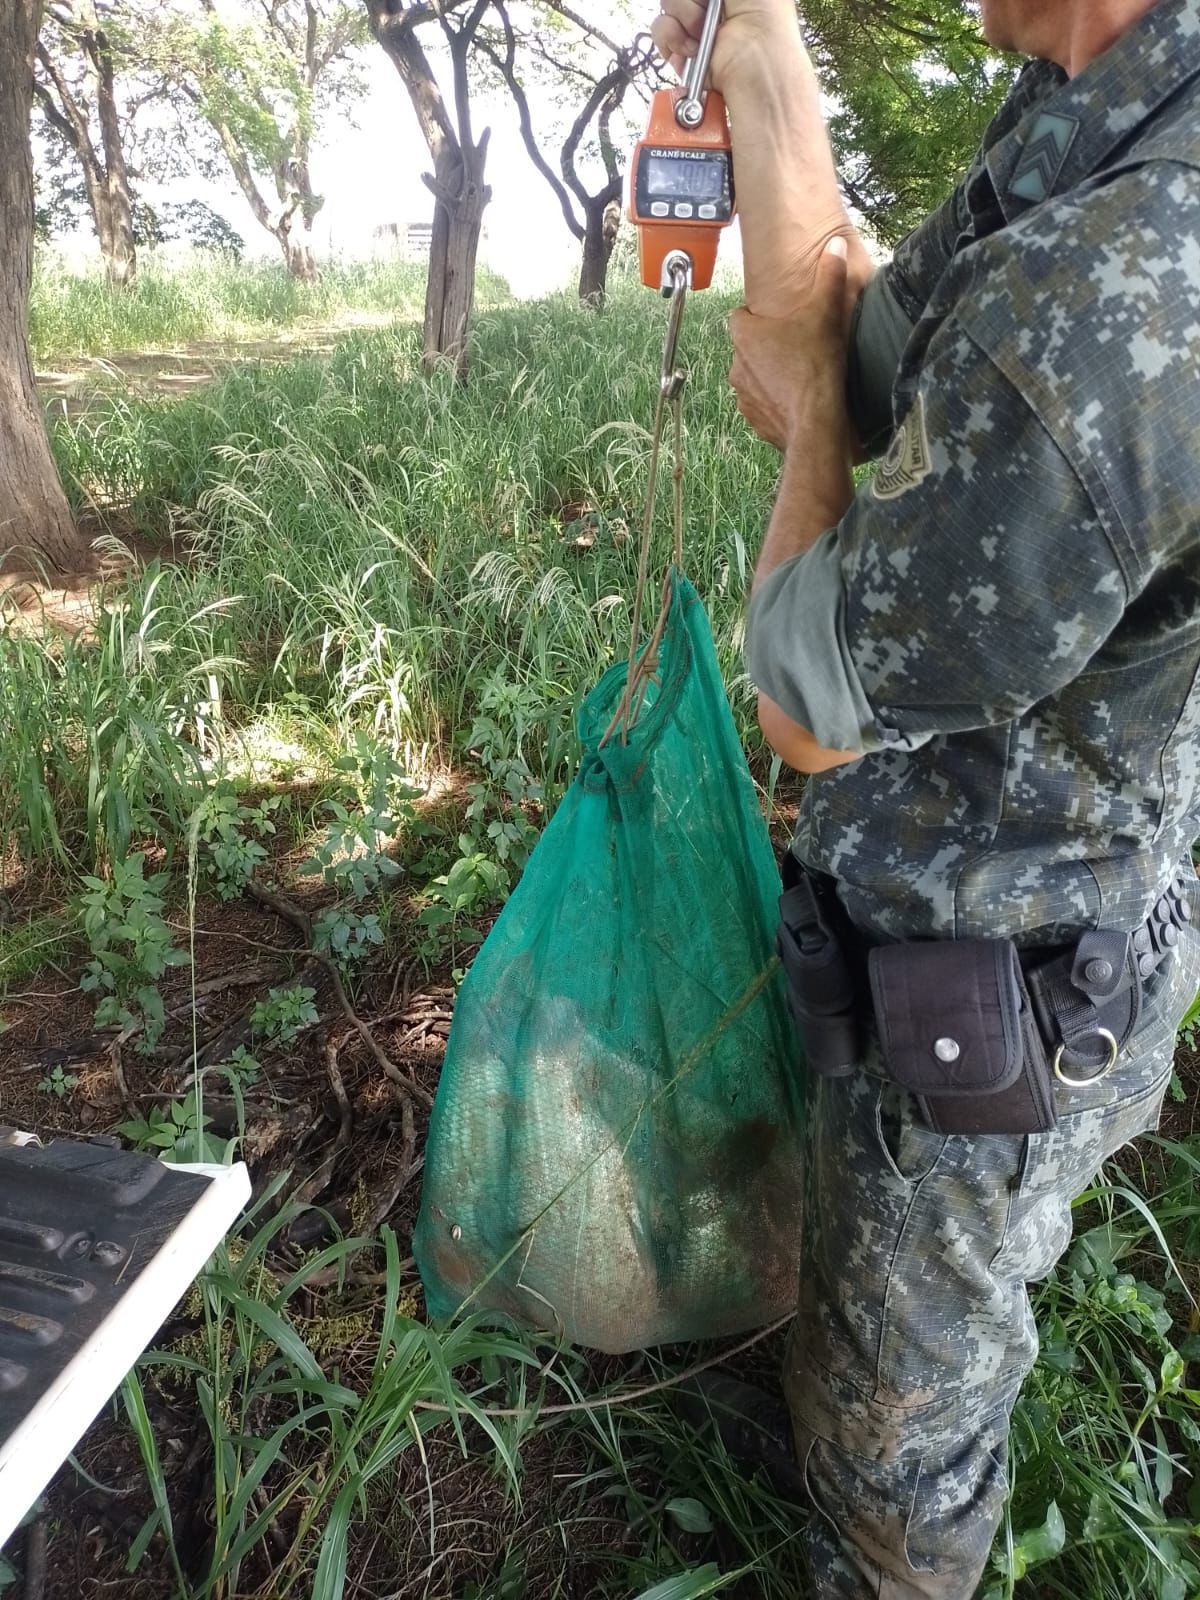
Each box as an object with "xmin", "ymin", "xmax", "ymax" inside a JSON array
[{"xmin": 676, "ymin": 0, "xmax": 722, "ymax": 127}]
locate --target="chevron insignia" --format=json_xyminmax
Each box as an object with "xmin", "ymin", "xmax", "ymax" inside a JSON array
[{"xmin": 1010, "ymin": 111, "xmax": 1080, "ymax": 204}]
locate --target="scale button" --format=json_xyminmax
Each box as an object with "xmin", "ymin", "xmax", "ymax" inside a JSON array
[
  {"xmin": 698, "ymin": 204, "xmax": 717, "ymax": 219},
  {"xmin": 674, "ymin": 203, "xmax": 694, "ymax": 218},
  {"xmin": 650, "ymin": 201, "xmax": 670, "ymax": 217}
]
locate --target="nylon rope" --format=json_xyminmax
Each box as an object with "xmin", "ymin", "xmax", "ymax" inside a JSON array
[{"xmin": 601, "ymin": 271, "xmax": 689, "ymax": 748}]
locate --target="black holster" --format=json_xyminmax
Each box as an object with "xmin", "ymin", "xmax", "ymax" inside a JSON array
[
  {"xmin": 775, "ymin": 856, "xmax": 862, "ymax": 1079},
  {"xmin": 775, "ymin": 858, "xmax": 1181, "ymax": 1138}
]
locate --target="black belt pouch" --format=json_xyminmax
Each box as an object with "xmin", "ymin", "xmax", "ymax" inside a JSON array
[{"xmin": 868, "ymin": 939, "xmax": 1057, "ymax": 1135}]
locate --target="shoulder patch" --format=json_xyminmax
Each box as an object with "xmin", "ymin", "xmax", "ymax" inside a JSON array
[
  {"xmin": 1010, "ymin": 110, "xmax": 1080, "ymax": 204},
  {"xmin": 873, "ymin": 393, "xmax": 933, "ymax": 501}
]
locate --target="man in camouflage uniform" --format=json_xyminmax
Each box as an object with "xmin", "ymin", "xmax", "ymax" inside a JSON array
[{"xmin": 650, "ymin": 0, "xmax": 1200, "ymax": 1594}]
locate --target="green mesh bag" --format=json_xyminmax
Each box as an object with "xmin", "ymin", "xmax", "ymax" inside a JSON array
[{"xmin": 414, "ymin": 575, "xmax": 804, "ymax": 1353}]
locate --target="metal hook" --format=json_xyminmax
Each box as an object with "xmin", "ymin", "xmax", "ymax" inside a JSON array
[
  {"xmin": 676, "ymin": 0, "xmax": 722, "ymax": 127},
  {"xmin": 659, "ymin": 251, "xmax": 691, "ymax": 399}
]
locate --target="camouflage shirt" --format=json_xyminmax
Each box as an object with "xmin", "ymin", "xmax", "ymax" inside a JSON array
[{"xmin": 745, "ymin": 0, "xmax": 1200, "ymax": 946}]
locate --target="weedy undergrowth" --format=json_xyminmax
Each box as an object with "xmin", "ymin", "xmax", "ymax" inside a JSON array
[
  {"xmin": 6, "ymin": 267, "xmax": 1197, "ymax": 1600},
  {"xmin": 981, "ymin": 1134, "xmax": 1200, "ymax": 1600},
  {"xmin": 79, "ymin": 852, "xmax": 189, "ymax": 1050},
  {"xmin": 194, "ymin": 787, "xmax": 280, "ymax": 901},
  {"xmin": 122, "ymin": 1195, "xmax": 540, "ymax": 1600}
]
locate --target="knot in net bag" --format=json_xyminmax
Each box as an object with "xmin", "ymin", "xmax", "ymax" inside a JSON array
[{"xmin": 415, "ymin": 575, "xmax": 804, "ymax": 1352}]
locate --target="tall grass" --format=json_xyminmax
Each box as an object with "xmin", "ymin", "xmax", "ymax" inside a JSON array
[
  {"xmin": 112, "ymin": 1131, "xmax": 1200, "ymax": 1600},
  {"xmin": 8, "ymin": 284, "xmax": 778, "ymax": 873},
  {"xmin": 29, "ymin": 252, "xmax": 506, "ymax": 364}
]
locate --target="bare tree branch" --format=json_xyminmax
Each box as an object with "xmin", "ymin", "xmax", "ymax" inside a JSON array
[
  {"xmin": 35, "ymin": 38, "xmax": 97, "ymax": 164},
  {"xmin": 441, "ymin": 0, "xmax": 490, "ymax": 154},
  {"xmin": 477, "ymin": 1, "xmax": 581, "ymax": 237},
  {"xmin": 560, "ymin": 57, "xmax": 629, "ymax": 212},
  {"xmin": 32, "ymin": 75, "xmax": 81, "ymax": 157}
]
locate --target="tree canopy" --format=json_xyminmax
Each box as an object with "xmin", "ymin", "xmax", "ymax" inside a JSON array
[
  {"xmin": 146, "ymin": 0, "xmax": 367, "ymax": 279},
  {"xmin": 803, "ymin": 0, "xmax": 1015, "ymax": 244}
]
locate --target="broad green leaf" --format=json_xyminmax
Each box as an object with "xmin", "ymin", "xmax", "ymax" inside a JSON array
[
  {"xmin": 1007, "ymin": 1501, "xmax": 1066, "ymax": 1579},
  {"xmin": 666, "ymin": 1497, "xmax": 714, "ymax": 1534},
  {"xmin": 1160, "ymin": 1349, "xmax": 1186, "ymax": 1394}
]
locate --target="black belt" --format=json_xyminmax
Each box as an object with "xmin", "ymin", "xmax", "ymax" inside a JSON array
[{"xmin": 777, "ymin": 856, "xmax": 1192, "ymax": 1092}]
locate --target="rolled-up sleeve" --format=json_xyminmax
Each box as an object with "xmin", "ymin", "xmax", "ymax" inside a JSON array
[
  {"xmin": 745, "ymin": 532, "xmax": 882, "ymax": 753},
  {"xmin": 745, "ymin": 308, "xmax": 1129, "ymax": 755},
  {"xmin": 847, "ymin": 272, "xmax": 915, "ymax": 459}
]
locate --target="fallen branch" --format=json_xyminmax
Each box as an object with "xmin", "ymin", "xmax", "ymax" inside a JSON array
[
  {"xmin": 245, "ymin": 880, "xmax": 313, "ymax": 942},
  {"xmin": 107, "ymin": 1022, "xmax": 141, "ymax": 1121},
  {"xmin": 246, "ymin": 880, "xmax": 433, "ymax": 1112},
  {"xmin": 249, "ymin": 1484, "xmax": 290, "ymax": 1562},
  {"xmin": 328, "ymin": 964, "xmax": 433, "ymax": 1111},
  {"xmin": 180, "ymin": 955, "xmax": 324, "ymax": 1081},
  {"xmin": 167, "ymin": 919, "xmax": 301, "ymax": 958},
  {"xmin": 22, "ymin": 1517, "xmax": 46, "ymax": 1600},
  {"xmin": 292, "ymin": 1036, "xmax": 353, "ymax": 1208},
  {"xmin": 164, "ymin": 966, "xmax": 274, "ymax": 1023},
  {"xmin": 304, "ymin": 1254, "xmax": 416, "ymax": 1292},
  {"xmin": 362, "ymin": 1100, "xmax": 418, "ymax": 1235}
]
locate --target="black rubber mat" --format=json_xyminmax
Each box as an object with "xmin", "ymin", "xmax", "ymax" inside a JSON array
[{"xmin": 0, "ymin": 1135, "xmax": 213, "ymax": 1442}]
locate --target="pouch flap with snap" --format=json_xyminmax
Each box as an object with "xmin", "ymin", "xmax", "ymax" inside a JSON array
[{"xmin": 867, "ymin": 939, "xmax": 1025, "ymax": 1097}]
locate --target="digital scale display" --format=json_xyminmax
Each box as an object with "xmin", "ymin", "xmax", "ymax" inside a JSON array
[
  {"xmin": 630, "ymin": 83, "xmax": 734, "ymax": 290},
  {"xmin": 644, "ymin": 153, "xmax": 727, "ymax": 203}
]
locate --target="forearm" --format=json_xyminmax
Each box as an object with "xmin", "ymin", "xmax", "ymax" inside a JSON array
[
  {"xmin": 752, "ymin": 414, "xmax": 854, "ymax": 593},
  {"xmin": 723, "ymin": 29, "xmax": 874, "ymax": 319}
]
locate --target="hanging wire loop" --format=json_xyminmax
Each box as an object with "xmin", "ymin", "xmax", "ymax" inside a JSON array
[{"xmin": 600, "ymin": 254, "xmax": 692, "ymax": 750}]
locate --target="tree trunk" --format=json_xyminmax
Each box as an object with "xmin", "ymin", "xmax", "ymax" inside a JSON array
[
  {"xmin": 275, "ymin": 151, "xmax": 321, "ymax": 282},
  {"xmin": 93, "ymin": 23, "xmax": 136, "ymax": 289},
  {"xmin": 280, "ymin": 227, "xmax": 318, "ymax": 282},
  {"xmin": 0, "ymin": 0, "xmax": 82, "ymax": 576},
  {"xmin": 423, "ymin": 135, "xmax": 490, "ymax": 381},
  {"xmin": 578, "ymin": 198, "xmax": 620, "ymax": 308},
  {"xmin": 100, "ymin": 207, "xmax": 136, "ymax": 289},
  {"xmin": 89, "ymin": 178, "xmax": 135, "ymax": 291}
]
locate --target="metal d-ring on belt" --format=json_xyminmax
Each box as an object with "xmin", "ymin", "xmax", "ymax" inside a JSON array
[
  {"xmin": 1023, "ymin": 864, "xmax": 1195, "ymax": 1086},
  {"xmin": 1051, "ymin": 1032, "xmax": 1119, "ymax": 1088}
]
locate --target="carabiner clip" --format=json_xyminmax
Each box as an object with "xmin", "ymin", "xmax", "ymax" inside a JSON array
[{"xmin": 659, "ymin": 250, "xmax": 691, "ymax": 400}]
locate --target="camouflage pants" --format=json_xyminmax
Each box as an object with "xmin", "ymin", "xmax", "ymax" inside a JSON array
[{"xmin": 783, "ymin": 927, "xmax": 1200, "ymax": 1599}]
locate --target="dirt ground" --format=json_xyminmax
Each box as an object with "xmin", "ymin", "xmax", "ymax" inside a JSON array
[
  {"xmin": 35, "ymin": 314, "xmax": 396, "ymax": 420},
  {"xmin": 0, "ymin": 850, "xmax": 457, "ymax": 1593}
]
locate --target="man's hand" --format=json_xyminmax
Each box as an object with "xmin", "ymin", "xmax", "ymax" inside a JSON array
[
  {"xmin": 649, "ymin": 0, "xmax": 873, "ymax": 319},
  {"xmin": 729, "ymin": 236, "xmax": 851, "ymax": 454},
  {"xmin": 650, "ymin": 0, "xmax": 801, "ymax": 95}
]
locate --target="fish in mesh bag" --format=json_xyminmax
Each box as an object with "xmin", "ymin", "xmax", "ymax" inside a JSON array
[{"xmin": 414, "ymin": 575, "xmax": 804, "ymax": 1352}]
